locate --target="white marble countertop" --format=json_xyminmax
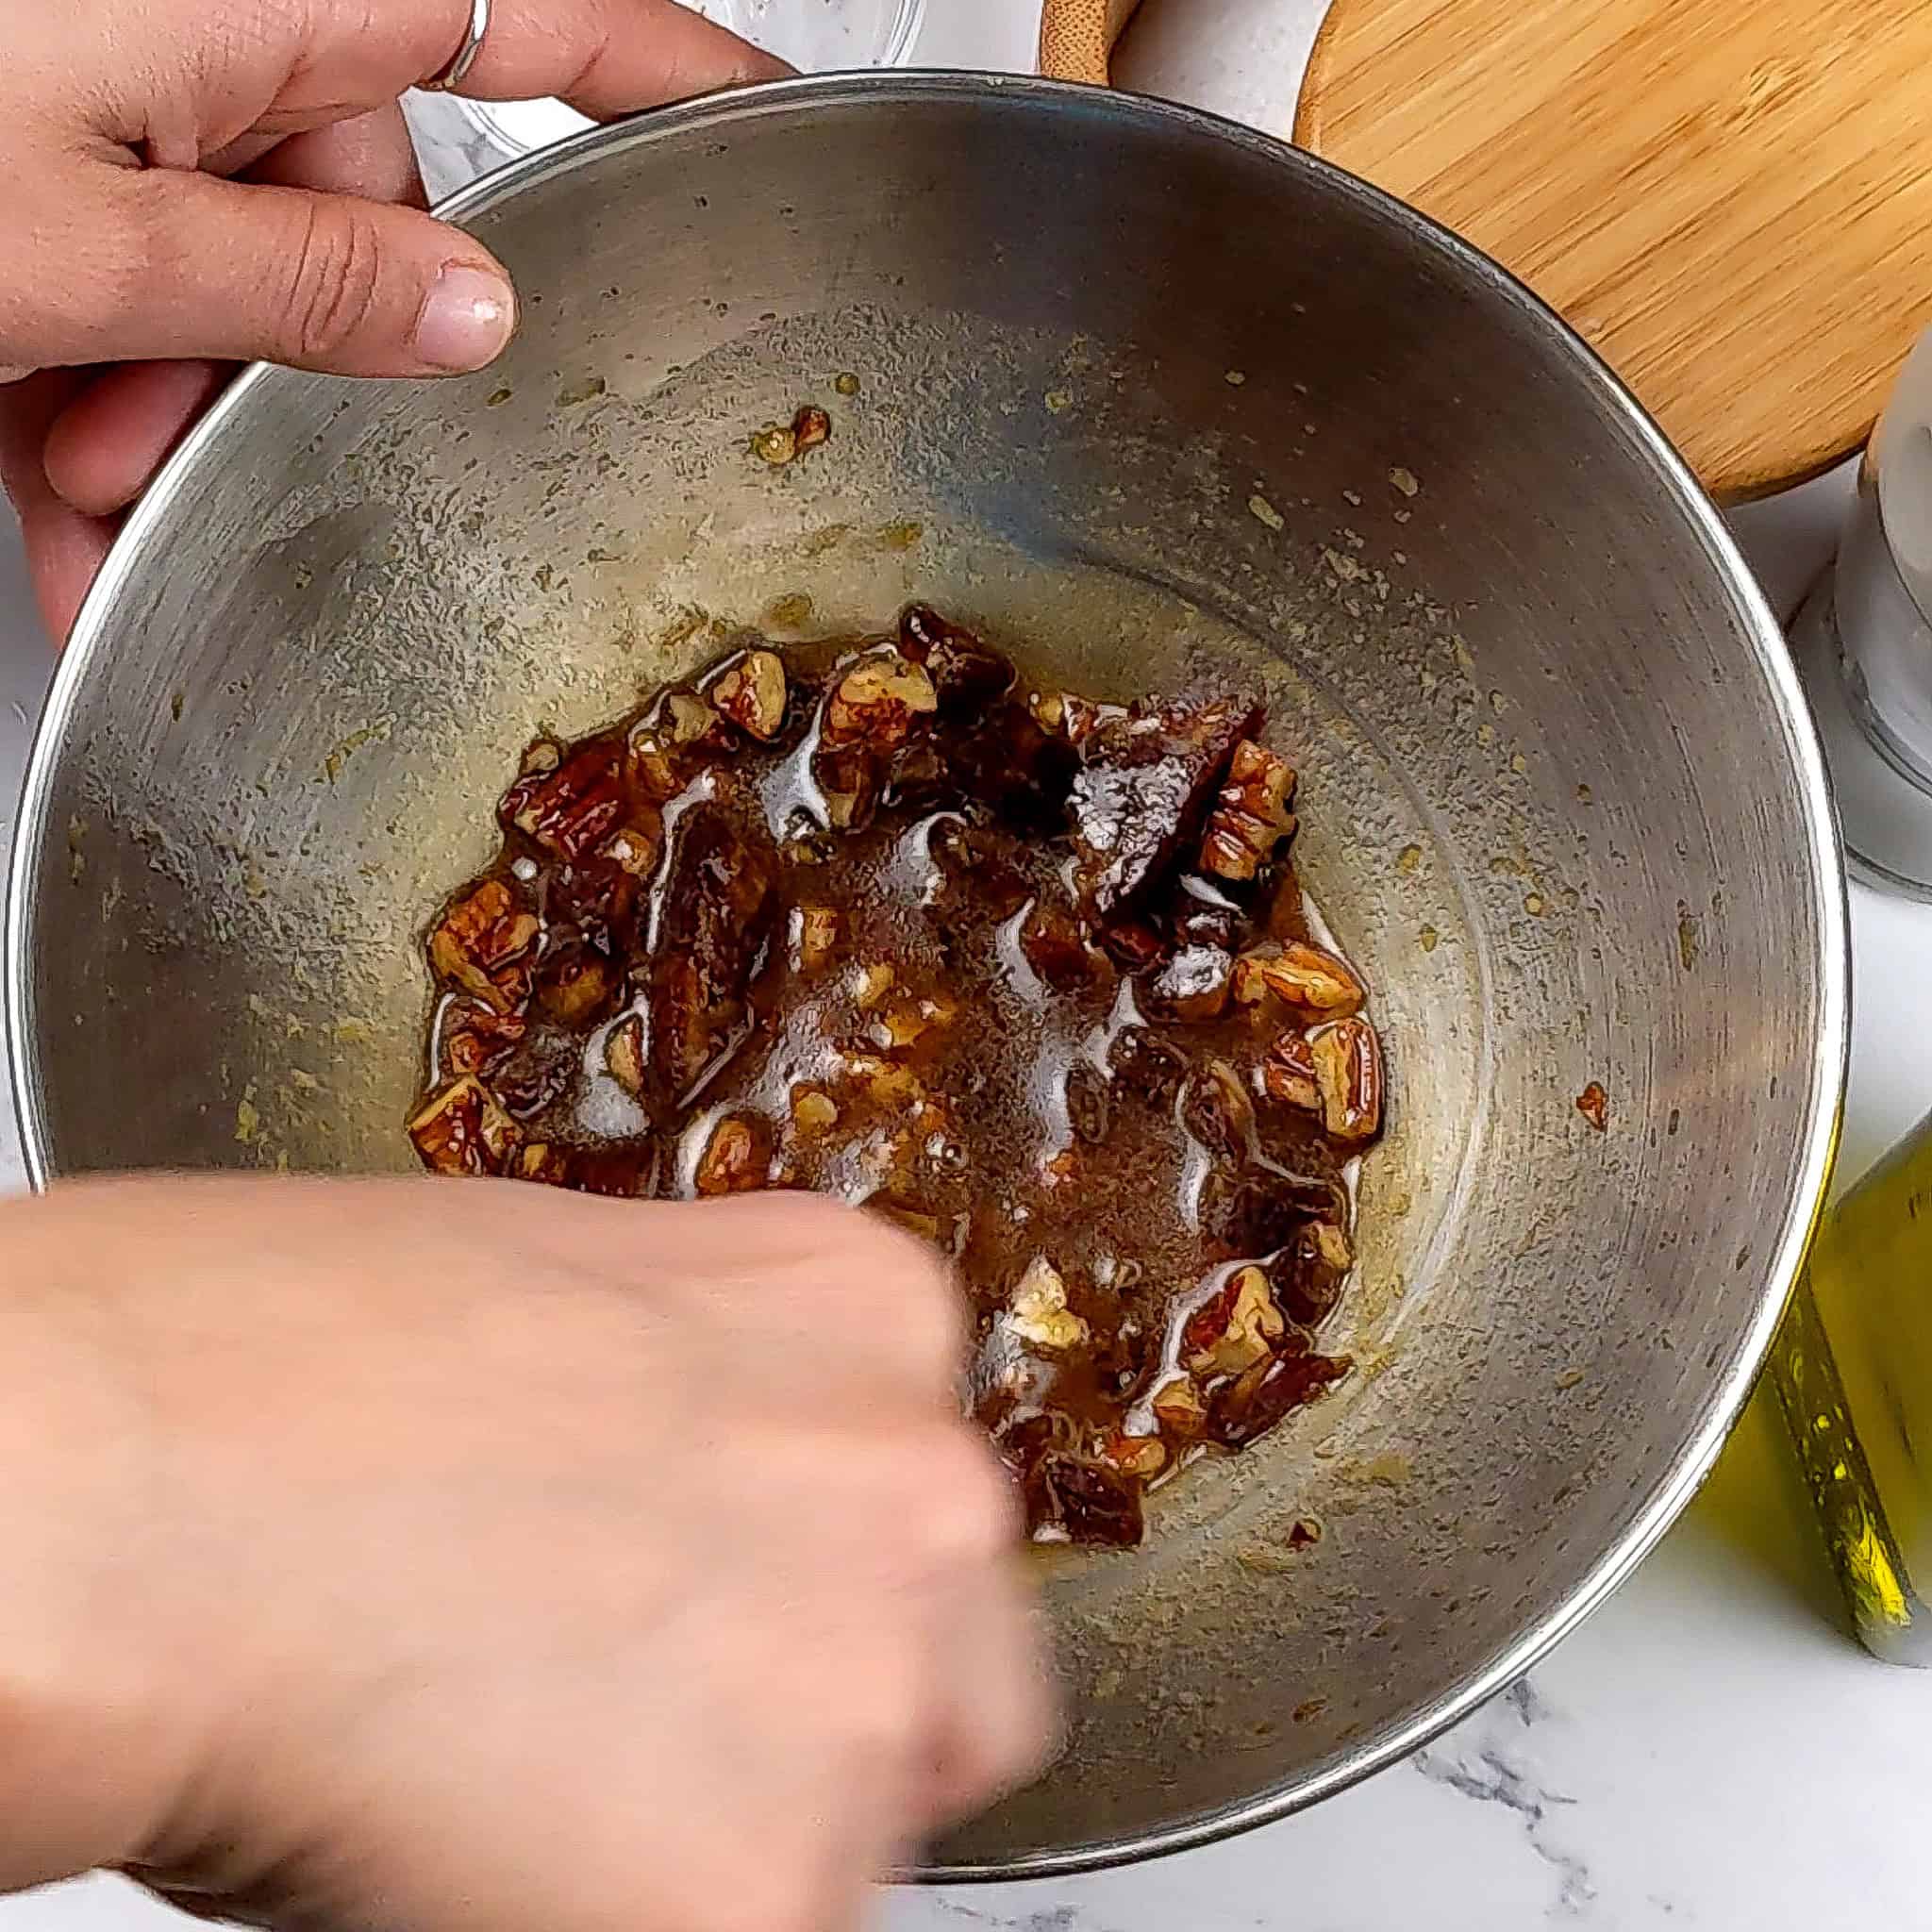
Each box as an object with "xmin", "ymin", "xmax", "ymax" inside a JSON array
[{"xmin": 7, "ymin": 5, "xmax": 1932, "ymax": 1928}]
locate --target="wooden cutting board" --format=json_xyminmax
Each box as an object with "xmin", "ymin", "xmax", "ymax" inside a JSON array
[{"xmin": 1295, "ymin": 0, "xmax": 1932, "ymax": 502}]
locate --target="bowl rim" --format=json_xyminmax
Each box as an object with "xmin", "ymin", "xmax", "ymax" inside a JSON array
[{"xmin": 4, "ymin": 72, "xmax": 1851, "ymax": 1881}]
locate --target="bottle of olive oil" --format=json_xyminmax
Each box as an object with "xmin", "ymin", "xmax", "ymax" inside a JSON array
[{"xmin": 1772, "ymin": 1120, "xmax": 1932, "ymax": 1664}]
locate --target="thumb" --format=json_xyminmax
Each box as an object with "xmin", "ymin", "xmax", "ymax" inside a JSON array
[{"xmin": 94, "ymin": 170, "xmax": 517, "ymax": 377}]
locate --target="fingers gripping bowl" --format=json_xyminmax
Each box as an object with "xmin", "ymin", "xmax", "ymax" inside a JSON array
[{"xmin": 6, "ymin": 79, "xmax": 1846, "ymax": 1874}]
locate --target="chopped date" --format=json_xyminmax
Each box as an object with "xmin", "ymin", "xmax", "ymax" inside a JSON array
[
  {"xmin": 899, "ymin": 605, "xmax": 1016, "ymax": 711},
  {"xmin": 520, "ymin": 1141, "xmax": 656, "ymax": 1197},
  {"xmin": 547, "ymin": 852, "xmax": 645, "ymax": 958},
  {"xmin": 1024, "ymin": 1451, "xmax": 1146, "ymax": 1548},
  {"xmin": 491, "ymin": 1040, "xmax": 576, "ymax": 1121},
  {"xmin": 1181, "ymin": 1059, "xmax": 1257, "ymax": 1163},
  {"xmin": 1207, "ymin": 1344, "xmax": 1352, "ymax": 1449},
  {"xmin": 1068, "ymin": 696, "xmax": 1260, "ymax": 921},
  {"xmin": 1020, "ymin": 900, "xmax": 1097, "ymax": 991},
  {"xmin": 535, "ymin": 942, "xmax": 622, "ymax": 1027},
  {"xmin": 1197, "ymin": 1167, "xmax": 1341, "ymax": 1264},
  {"xmin": 649, "ymin": 806, "xmax": 778, "ymax": 1106},
  {"xmin": 943, "ymin": 700, "xmax": 1076, "ymax": 830},
  {"xmin": 413, "ymin": 606, "xmax": 1388, "ymax": 1548},
  {"xmin": 1098, "ymin": 918, "xmax": 1168, "ymax": 972}
]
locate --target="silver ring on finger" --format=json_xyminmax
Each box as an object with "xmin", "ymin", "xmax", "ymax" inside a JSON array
[{"xmin": 422, "ymin": 0, "xmax": 492, "ymax": 91}]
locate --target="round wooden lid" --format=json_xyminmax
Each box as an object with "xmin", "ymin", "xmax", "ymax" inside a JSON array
[{"xmin": 1295, "ymin": 0, "xmax": 1932, "ymax": 502}]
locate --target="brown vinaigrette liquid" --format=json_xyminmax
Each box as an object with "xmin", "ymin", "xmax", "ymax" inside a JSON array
[{"xmin": 409, "ymin": 608, "xmax": 1384, "ymax": 1544}]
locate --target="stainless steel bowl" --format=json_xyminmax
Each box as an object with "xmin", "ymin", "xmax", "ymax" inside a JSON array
[{"xmin": 6, "ymin": 76, "xmax": 1846, "ymax": 1876}]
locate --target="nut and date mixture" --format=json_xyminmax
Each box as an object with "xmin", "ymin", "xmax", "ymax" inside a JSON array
[{"xmin": 409, "ymin": 607, "xmax": 1387, "ymax": 1545}]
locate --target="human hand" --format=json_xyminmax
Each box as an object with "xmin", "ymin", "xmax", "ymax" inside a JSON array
[
  {"xmin": 0, "ymin": 0, "xmax": 787, "ymax": 641},
  {"xmin": 0, "ymin": 1177, "xmax": 1050, "ymax": 1931}
]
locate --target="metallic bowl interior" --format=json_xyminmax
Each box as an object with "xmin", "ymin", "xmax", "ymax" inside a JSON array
[{"xmin": 6, "ymin": 77, "xmax": 1845, "ymax": 1877}]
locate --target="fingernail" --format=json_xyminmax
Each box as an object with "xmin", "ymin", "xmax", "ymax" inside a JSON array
[{"xmin": 414, "ymin": 265, "xmax": 517, "ymax": 374}]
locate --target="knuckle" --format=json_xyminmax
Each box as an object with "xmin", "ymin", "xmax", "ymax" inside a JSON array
[{"xmin": 279, "ymin": 199, "xmax": 385, "ymax": 364}]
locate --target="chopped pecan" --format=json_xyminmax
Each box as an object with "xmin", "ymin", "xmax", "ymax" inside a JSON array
[
  {"xmin": 791, "ymin": 905, "xmax": 841, "ymax": 974},
  {"xmin": 791, "ymin": 1086, "xmax": 841, "ymax": 1136},
  {"xmin": 1099, "ymin": 1429, "xmax": 1169, "ymax": 1481},
  {"xmin": 1311, "ymin": 1017, "xmax": 1384, "ymax": 1142},
  {"xmin": 1068, "ymin": 695, "xmax": 1261, "ymax": 921},
  {"xmin": 601, "ymin": 823, "xmax": 662, "ymax": 877},
  {"xmin": 1260, "ymin": 1030, "xmax": 1321, "ymax": 1112},
  {"xmin": 1150, "ymin": 1374, "xmax": 1208, "ymax": 1437},
  {"xmin": 626, "ymin": 692, "xmax": 730, "ymax": 804},
  {"xmin": 872, "ymin": 997, "xmax": 942, "ymax": 1052},
  {"xmin": 1007, "ymin": 1256, "xmax": 1090, "ymax": 1352},
  {"xmin": 1200, "ymin": 740, "xmax": 1297, "ymax": 882},
  {"xmin": 501, "ymin": 743, "xmax": 625, "ymax": 859},
  {"xmin": 604, "ymin": 1014, "xmax": 647, "ymax": 1100},
  {"xmin": 852, "ymin": 961, "xmax": 896, "ymax": 1009},
  {"xmin": 710, "ymin": 648, "xmax": 788, "ymax": 741},
  {"xmin": 840, "ymin": 1053, "xmax": 926, "ymax": 1108},
  {"xmin": 1576, "ymin": 1081, "xmax": 1609, "ymax": 1132},
  {"xmin": 428, "ymin": 880, "xmax": 541, "ymax": 1012},
  {"xmin": 1144, "ymin": 944, "xmax": 1233, "ymax": 1024},
  {"xmin": 442, "ymin": 1000, "xmax": 527, "ymax": 1077},
  {"xmin": 408, "ymin": 1076, "xmax": 519, "ymax": 1176},
  {"xmin": 1184, "ymin": 1265, "xmax": 1287, "ymax": 1379},
  {"xmin": 1231, "ymin": 940, "xmax": 1365, "ymax": 1018},
  {"xmin": 1030, "ymin": 691, "xmax": 1109, "ymax": 747},
  {"xmin": 751, "ymin": 405, "xmax": 830, "ymax": 467},
  {"xmin": 814, "ymin": 651, "xmax": 938, "ymax": 829},
  {"xmin": 694, "ymin": 1114, "xmax": 772, "ymax": 1195},
  {"xmin": 825, "ymin": 653, "xmax": 938, "ymax": 745}
]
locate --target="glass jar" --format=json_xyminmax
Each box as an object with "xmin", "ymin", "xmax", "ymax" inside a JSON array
[{"xmin": 452, "ymin": 0, "xmax": 926, "ymax": 163}]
